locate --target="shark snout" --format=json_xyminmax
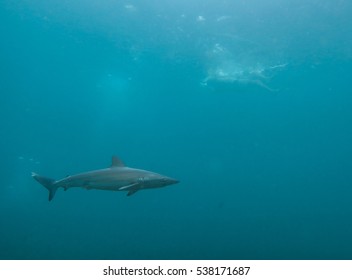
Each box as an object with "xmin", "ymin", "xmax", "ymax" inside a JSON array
[
  {"xmin": 168, "ymin": 177, "xmax": 179, "ymax": 185},
  {"xmin": 161, "ymin": 176, "xmax": 179, "ymax": 186}
]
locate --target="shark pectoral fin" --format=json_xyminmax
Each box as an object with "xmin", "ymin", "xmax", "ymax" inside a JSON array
[
  {"xmin": 118, "ymin": 183, "xmax": 139, "ymax": 191},
  {"xmin": 119, "ymin": 183, "xmax": 140, "ymax": 196},
  {"xmin": 127, "ymin": 189, "xmax": 138, "ymax": 196}
]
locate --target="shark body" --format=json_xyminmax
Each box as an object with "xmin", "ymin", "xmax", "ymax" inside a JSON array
[{"xmin": 32, "ymin": 156, "xmax": 179, "ymax": 201}]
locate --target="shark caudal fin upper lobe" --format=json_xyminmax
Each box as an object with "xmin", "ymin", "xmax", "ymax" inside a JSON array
[{"xmin": 31, "ymin": 172, "xmax": 58, "ymax": 201}]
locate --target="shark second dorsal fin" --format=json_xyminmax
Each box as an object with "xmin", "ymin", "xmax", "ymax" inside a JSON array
[{"xmin": 111, "ymin": 156, "xmax": 125, "ymax": 168}]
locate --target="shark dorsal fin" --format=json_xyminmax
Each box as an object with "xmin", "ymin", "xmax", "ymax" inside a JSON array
[{"xmin": 111, "ymin": 156, "xmax": 125, "ymax": 168}]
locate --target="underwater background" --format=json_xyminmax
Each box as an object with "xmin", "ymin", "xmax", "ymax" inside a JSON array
[{"xmin": 1, "ymin": 0, "xmax": 352, "ymax": 259}]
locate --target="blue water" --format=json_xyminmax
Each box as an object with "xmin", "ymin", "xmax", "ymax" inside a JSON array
[{"xmin": 1, "ymin": 0, "xmax": 352, "ymax": 259}]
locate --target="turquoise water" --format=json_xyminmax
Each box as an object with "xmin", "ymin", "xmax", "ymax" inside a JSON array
[{"xmin": 1, "ymin": 0, "xmax": 352, "ymax": 259}]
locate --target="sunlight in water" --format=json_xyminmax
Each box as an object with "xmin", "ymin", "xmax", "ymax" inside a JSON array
[{"xmin": 201, "ymin": 43, "xmax": 287, "ymax": 91}]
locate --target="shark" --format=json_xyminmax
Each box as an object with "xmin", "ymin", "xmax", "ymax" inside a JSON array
[{"xmin": 32, "ymin": 156, "xmax": 179, "ymax": 201}]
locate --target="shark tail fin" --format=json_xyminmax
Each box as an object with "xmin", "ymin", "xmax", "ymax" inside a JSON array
[{"xmin": 31, "ymin": 172, "xmax": 58, "ymax": 201}]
